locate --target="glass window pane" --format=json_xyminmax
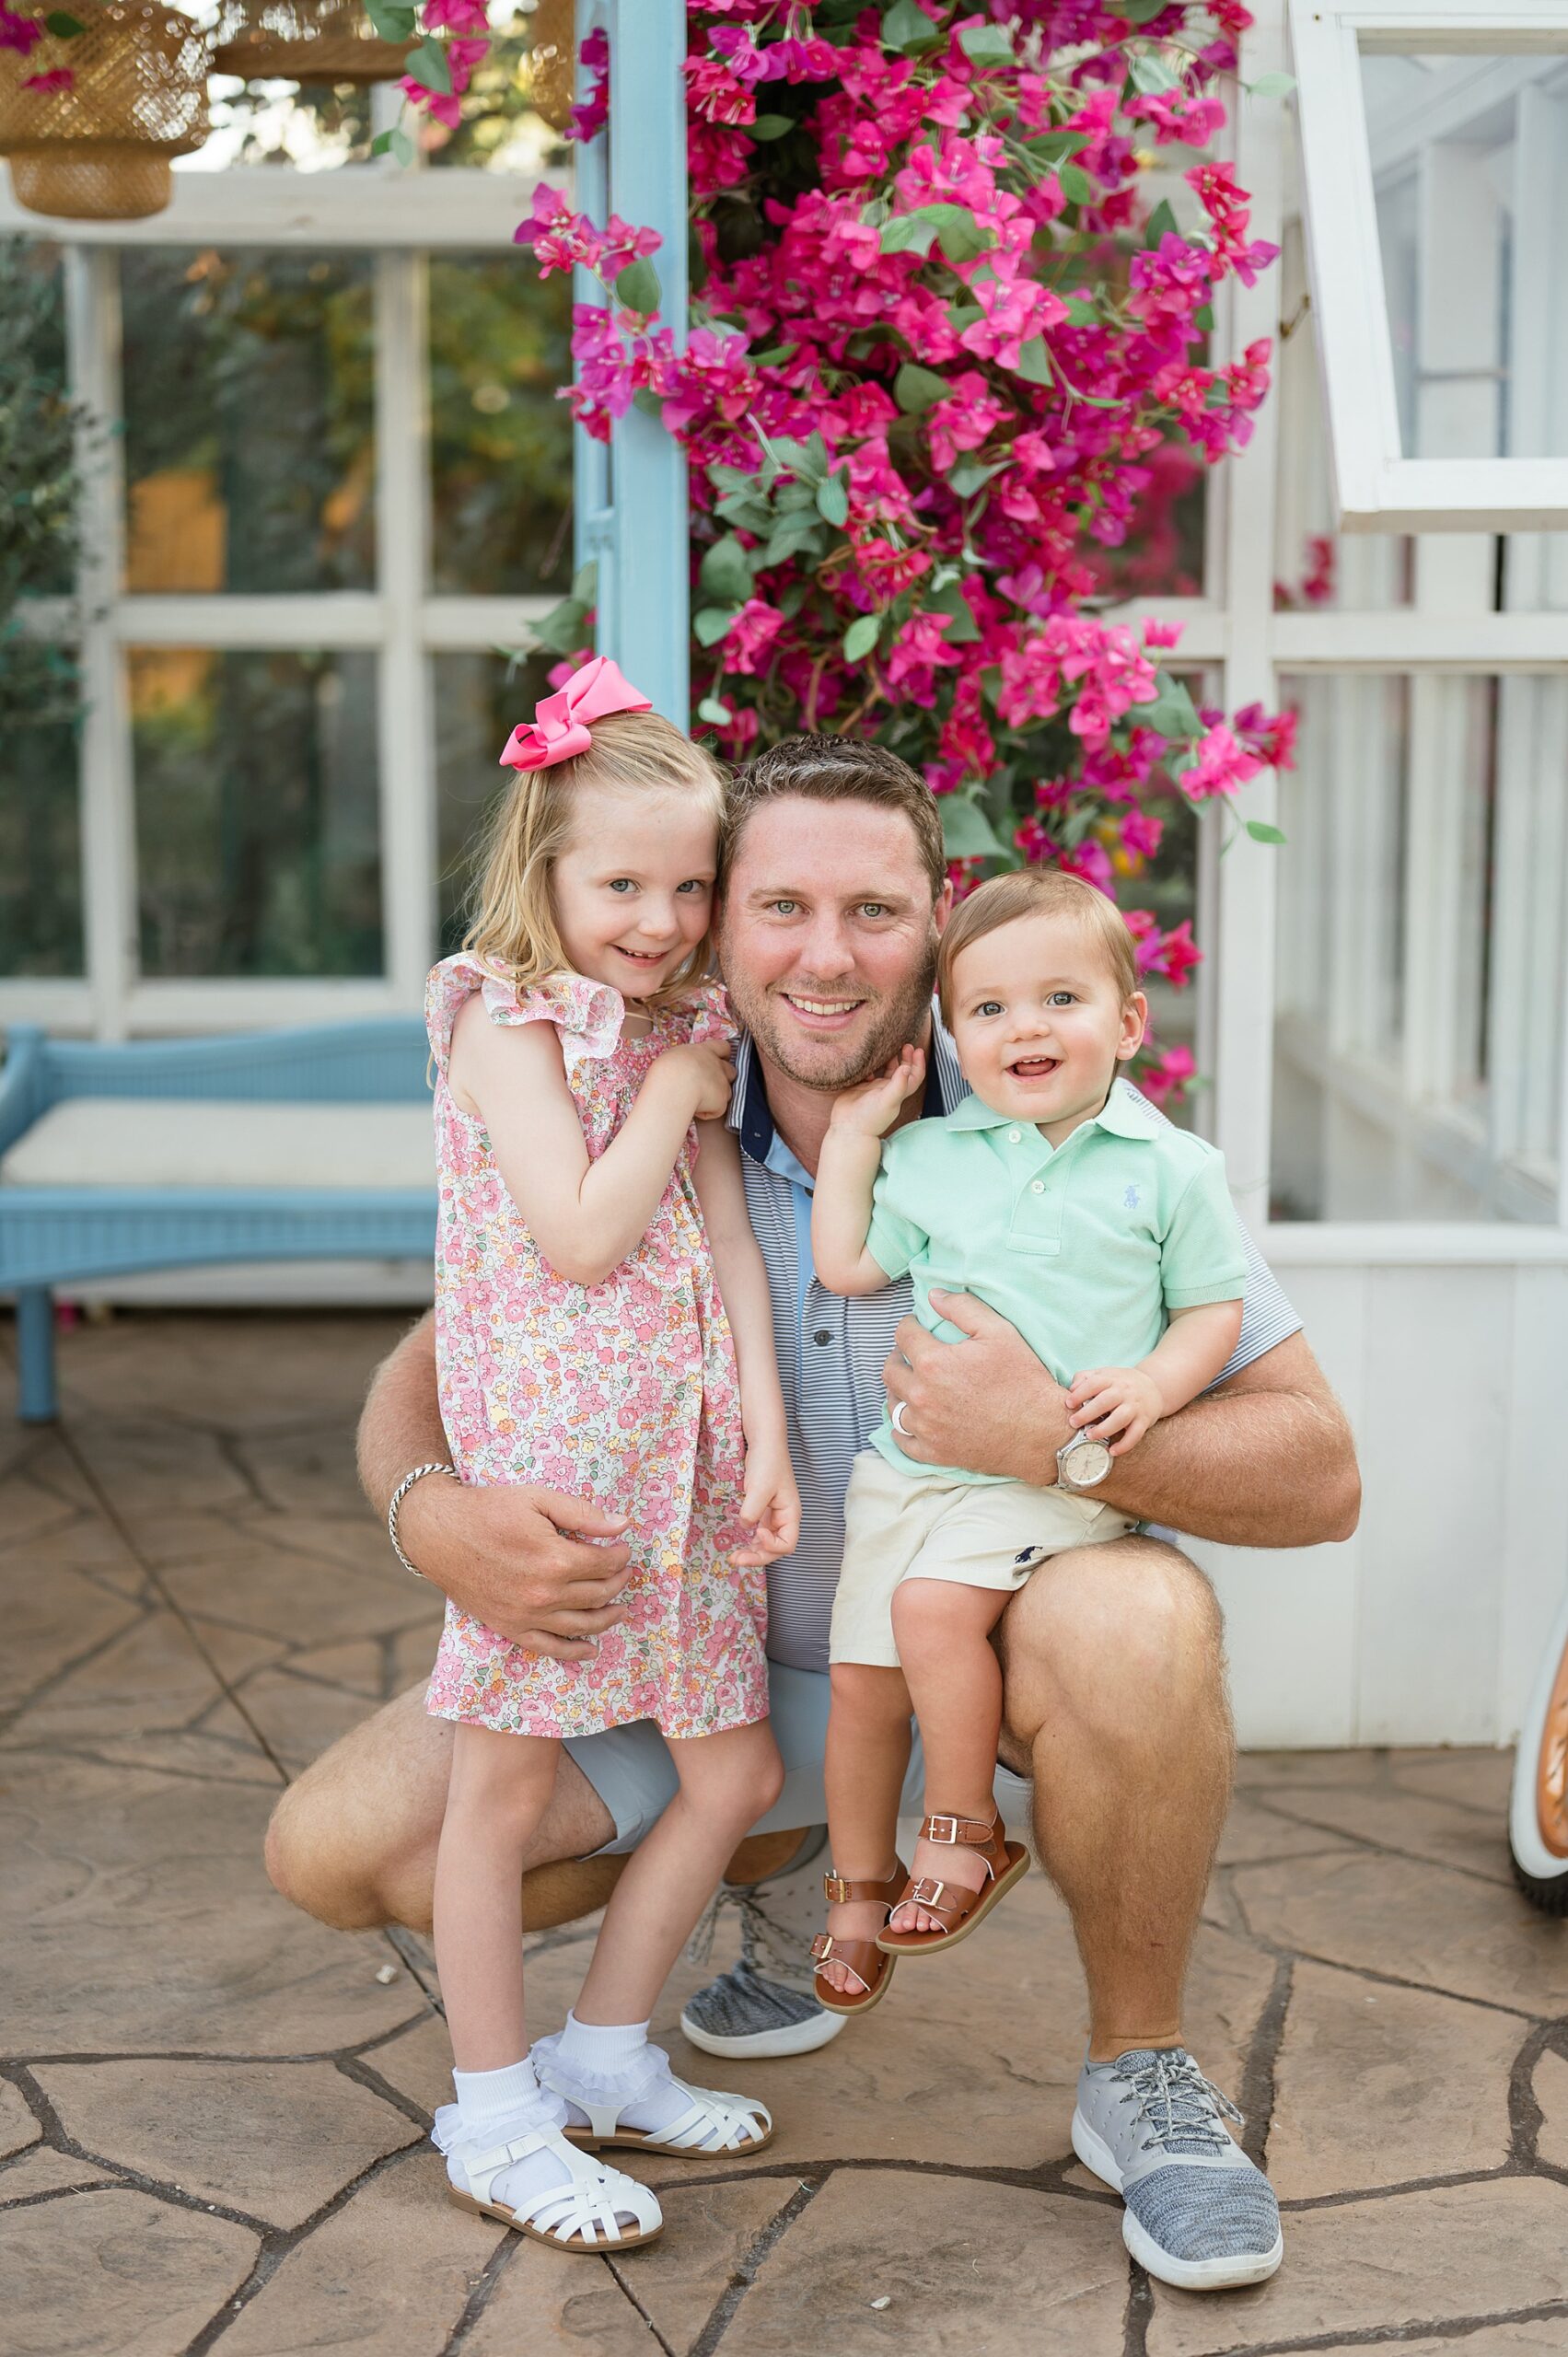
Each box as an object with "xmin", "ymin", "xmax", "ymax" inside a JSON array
[
  {"xmin": 1272, "ymin": 670, "xmax": 1562, "ymax": 1224},
  {"xmin": 4, "ymin": 237, "xmax": 73, "ymax": 599},
  {"xmin": 1360, "ymin": 54, "xmax": 1568, "ymax": 464},
  {"xmin": 132, "ymin": 648, "xmax": 382, "ymax": 978},
  {"xmin": 428, "ymin": 253, "xmax": 574, "ymax": 596},
  {"xmin": 435, "ymin": 646, "xmax": 555, "ymax": 953},
  {"xmin": 121, "ymin": 249, "xmax": 375, "ymax": 594},
  {"xmin": 192, "ymin": 80, "xmax": 376, "ymax": 172},
  {"xmin": 0, "ymin": 700, "xmax": 82, "ymax": 979}
]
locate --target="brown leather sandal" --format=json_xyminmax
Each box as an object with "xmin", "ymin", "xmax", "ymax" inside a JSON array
[
  {"xmin": 876, "ymin": 1809, "xmax": 1028, "ymax": 1956},
  {"xmin": 809, "ymin": 1858, "xmax": 908, "ymax": 2016}
]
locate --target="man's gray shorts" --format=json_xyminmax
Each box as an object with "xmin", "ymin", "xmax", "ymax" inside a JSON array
[{"xmin": 565, "ymin": 1658, "xmax": 1033, "ymax": 1857}]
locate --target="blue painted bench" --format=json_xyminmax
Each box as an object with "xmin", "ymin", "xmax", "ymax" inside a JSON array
[{"xmin": 0, "ymin": 1019, "xmax": 436, "ymax": 1422}]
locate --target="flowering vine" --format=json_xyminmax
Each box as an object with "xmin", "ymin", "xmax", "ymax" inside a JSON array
[{"xmin": 390, "ymin": 0, "xmax": 1296, "ymax": 1101}]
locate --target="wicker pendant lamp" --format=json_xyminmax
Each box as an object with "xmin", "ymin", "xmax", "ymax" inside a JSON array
[
  {"xmin": 0, "ymin": 1, "xmax": 209, "ymax": 221},
  {"xmin": 211, "ymin": 0, "xmax": 415, "ymax": 85},
  {"xmin": 527, "ymin": 0, "xmax": 573, "ymax": 133}
]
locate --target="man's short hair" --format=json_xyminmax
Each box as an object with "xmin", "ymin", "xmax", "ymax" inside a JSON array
[
  {"xmin": 724, "ymin": 733, "xmax": 947, "ymax": 901},
  {"xmin": 936, "ymin": 867, "xmax": 1140, "ymax": 1028}
]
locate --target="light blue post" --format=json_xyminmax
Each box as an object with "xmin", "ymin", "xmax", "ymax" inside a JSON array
[
  {"xmin": 573, "ymin": 0, "xmax": 691, "ymax": 730},
  {"xmin": 16, "ymin": 1288, "xmax": 56, "ymax": 1423}
]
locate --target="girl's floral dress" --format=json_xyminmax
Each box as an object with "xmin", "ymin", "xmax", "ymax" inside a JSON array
[{"xmin": 423, "ymin": 954, "xmax": 769, "ymax": 1741}]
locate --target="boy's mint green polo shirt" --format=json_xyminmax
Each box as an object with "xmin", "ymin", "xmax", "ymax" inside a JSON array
[{"xmin": 865, "ymin": 1076, "xmax": 1249, "ymax": 1483}]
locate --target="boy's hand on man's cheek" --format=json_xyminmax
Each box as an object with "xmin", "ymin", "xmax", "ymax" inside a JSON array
[{"xmin": 882, "ymin": 1291, "xmax": 1074, "ymax": 1486}]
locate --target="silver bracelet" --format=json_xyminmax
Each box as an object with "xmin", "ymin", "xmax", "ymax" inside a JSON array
[{"xmin": 387, "ymin": 1460, "xmax": 459, "ymax": 1579}]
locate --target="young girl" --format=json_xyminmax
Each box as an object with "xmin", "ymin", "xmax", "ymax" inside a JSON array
[
  {"xmin": 807, "ymin": 869, "xmax": 1247, "ymax": 2014},
  {"xmin": 424, "ymin": 656, "xmax": 797, "ymax": 2252}
]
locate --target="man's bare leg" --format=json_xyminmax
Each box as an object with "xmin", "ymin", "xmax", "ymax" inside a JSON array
[
  {"xmin": 997, "ymin": 1534, "xmax": 1232, "ymax": 2061},
  {"xmin": 263, "ymin": 1683, "xmax": 616, "ymax": 1935}
]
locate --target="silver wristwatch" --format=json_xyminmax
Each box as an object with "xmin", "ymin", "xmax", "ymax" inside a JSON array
[{"xmin": 1056, "ymin": 1434, "xmax": 1112, "ymax": 1492}]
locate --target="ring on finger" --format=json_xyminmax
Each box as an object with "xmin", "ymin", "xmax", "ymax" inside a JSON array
[{"xmin": 891, "ymin": 1399, "xmax": 913, "ymax": 1439}]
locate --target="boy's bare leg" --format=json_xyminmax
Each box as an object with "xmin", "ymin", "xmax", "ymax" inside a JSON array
[
  {"xmin": 888, "ymin": 1578, "xmax": 1011, "ymax": 1934},
  {"xmin": 997, "ymin": 1534, "xmax": 1233, "ymax": 2061},
  {"xmin": 817, "ymin": 1662, "xmax": 912, "ymax": 1998},
  {"xmin": 263, "ymin": 1683, "xmax": 616, "ymax": 1935}
]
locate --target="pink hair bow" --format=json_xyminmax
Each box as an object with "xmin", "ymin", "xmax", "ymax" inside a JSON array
[{"xmin": 499, "ymin": 656, "xmax": 653, "ymax": 773}]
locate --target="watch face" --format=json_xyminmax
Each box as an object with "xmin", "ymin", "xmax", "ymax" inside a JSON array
[{"xmin": 1065, "ymin": 1438, "xmax": 1112, "ymax": 1486}]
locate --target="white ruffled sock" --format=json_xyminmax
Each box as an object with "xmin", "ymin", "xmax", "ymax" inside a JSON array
[
  {"xmin": 440, "ymin": 2055, "xmax": 575, "ymax": 2217},
  {"xmin": 544, "ymin": 2012, "xmax": 694, "ymax": 2137}
]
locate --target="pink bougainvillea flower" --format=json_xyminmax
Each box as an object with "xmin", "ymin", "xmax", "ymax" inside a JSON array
[
  {"xmin": 1138, "ymin": 1045, "xmax": 1198, "ymax": 1107},
  {"xmin": 21, "ymin": 64, "xmax": 71, "ymax": 90},
  {"xmin": 0, "ymin": 6, "xmax": 44, "ymax": 55}
]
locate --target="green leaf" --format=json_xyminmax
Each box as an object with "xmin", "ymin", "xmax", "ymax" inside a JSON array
[
  {"xmin": 1062, "ymin": 294, "xmax": 1098, "ymax": 326},
  {"xmin": 1245, "ymin": 819, "xmax": 1287, "ymax": 843},
  {"xmin": 614, "ymin": 257, "xmax": 662, "ymax": 317},
  {"xmin": 42, "ymin": 10, "xmax": 85, "ymax": 33},
  {"xmin": 631, "ymin": 387, "xmax": 665, "ymax": 418},
  {"xmin": 763, "ymin": 515, "xmax": 829, "ymax": 567},
  {"xmin": 817, "ymin": 470, "xmax": 849, "ymax": 528},
  {"xmin": 697, "ymin": 696, "xmax": 733, "ymax": 725},
  {"xmin": 748, "ymin": 343, "xmax": 796, "ymax": 367},
  {"xmin": 1142, "ymin": 197, "xmax": 1179, "ymax": 249},
  {"xmin": 402, "ymin": 37, "xmax": 451, "ymax": 94},
  {"xmin": 699, "ymin": 533, "xmax": 754, "ymax": 606},
  {"xmin": 939, "ymin": 794, "xmax": 1010, "ymax": 863},
  {"xmin": 1074, "ymin": 390, "xmax": 1122, "ymax": 408},
  {"xmin": 842, "ymin": 613, "xmax": 880, "ymax": 662},
  {"xmin": 931, "ymin": 204, "xmax": 998, "ymax": 265},
  {"xmin": 926, "ymin": 578, "xmax": 980, "ymax": 644},
  {"xmin": 1021, "ymin": 130, "xmax": 1088, "ymax": 163},
  {"xmin": 1129, "ymin": 51, "xmax": 1179, "ymax": 95},
  {"xmin": 1057, "ymin": 161, "xmax": 1093, "ymax": 205},
  {"xmin": 945, "ymin": 301, "xmax": 983, "ymax": 331},
  {"xmin": 894, "ymin": 361, "xmax": 947, "ymax": 413},
  {"xmin": 882, "ymin": 0, "xmax": 942, "ymax": 52},
  {"xmin": 1192, "ymin": 302, "xmax": 1214, "ymax": 333},
  {"xmin": 1249, "ymin": 70, "xmax": 1296, "ymax": 99},
  {"xmin": 532, "ymin": 597, "xmax": 589, "ymax": 656},
  {"xmin": 947, "ymin": 459, "xmax": 1005, "ymax": 498},
  {"xmin": 365, "ymin": 0, "xmax": 416, "ymax": 36},
  {"xmin": 1120, "ymin": 0, "xmax": 1169, "ymax": 20},
  {"xmin": 880, "ymin": 214, "xmax": 939, "ymax": 259},
  {"xmin": 371, "ymin": 126, "xmax": 415, "ymax": 166},
  {"xmin": 1134, "ymin": 670, "xmax": 1202, "ymax": 740},
  {"xmin": 749, "ymin": 113, "xmax": 795, "ymax": 139},
  {"xmin": 1014, "ymin": 337, "xmax": 1052, "ymax": 386},
  {"xmin": 693, "ymin": 605, "xmax": 740, "ymax": 648},
  {"xmin": 571, "ymin": 560, "xmax": 598, "ymax": 605},
  {"xmin": 958, "ymin": 23, "xmax": 1014, "ymax": 65}
]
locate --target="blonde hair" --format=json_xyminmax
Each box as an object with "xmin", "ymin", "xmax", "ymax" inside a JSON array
[
  {"xmin": 464, "ymin": 709, "xmax": 730, "ymax": 1008},
  {"xmin": 936, "ymin": 868, "xmax": 1139, "ymax": 1028}
]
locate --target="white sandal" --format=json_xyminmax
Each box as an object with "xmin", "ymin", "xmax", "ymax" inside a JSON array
[
  {"xmin": 447, "ymin": 2125, "xmax": 664, "ymax": 2250},
  {"xmin": 533, "ymin": 2039, "xmax": 772, "ymax": 2158}
]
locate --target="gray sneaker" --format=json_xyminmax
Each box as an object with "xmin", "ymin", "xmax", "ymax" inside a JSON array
[
  {"xmin": 679, "ymin": 1829, "xmax": 845, "ymax": 2060},
  {"xmin": 1072, "ymin": 2047, "xmax": 1283, "ymax": 2291}
]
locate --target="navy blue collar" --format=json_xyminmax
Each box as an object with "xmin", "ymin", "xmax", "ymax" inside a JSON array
[{"xmin": 729, "ymin": 1008, "xmax": 965, "ymax": 1168}]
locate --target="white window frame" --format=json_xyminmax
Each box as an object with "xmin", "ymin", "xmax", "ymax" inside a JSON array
[
  {"xmin": 1288, "ymin": 0, "xmax": 1568, "ymax": 530},
  {"xmin": 2, "ymin": 147, "xmax": 567, "ymax": 1038}
]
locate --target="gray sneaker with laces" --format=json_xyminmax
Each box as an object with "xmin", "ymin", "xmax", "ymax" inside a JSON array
[
  {"xmin": 1072, "ymin": 2047, "xmax": 1283, "ymax": 2291},
  {"xmin": 679, "ymin": 1829, "xmax": 845, "ymax": 2060}
]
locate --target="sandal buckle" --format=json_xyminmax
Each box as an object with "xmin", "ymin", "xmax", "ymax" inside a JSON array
[
  {"xmin": 925, "ymin": 1814, "xmax": 961, "ymax": 1843},
  {"xmin": 823, "ymin": 1873, "xmax": 850, "ymax": 1905},
  {"xmin": 810, "ymin": 1933, "xmax": 833, "ymax": 1960},
  {"xmin": 911, "ymin": 1877, "xmax": 946, "ymax": 1906}
]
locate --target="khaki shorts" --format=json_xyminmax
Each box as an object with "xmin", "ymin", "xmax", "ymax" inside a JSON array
[{"xmin": 828, "ymin": 1447, "xmax": 1135, "ymax": 1670}]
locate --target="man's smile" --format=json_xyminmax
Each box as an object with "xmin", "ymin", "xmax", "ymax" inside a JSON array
[{"xmin": 779, "ymin": 991, "xmax": 868, "ymax": 1031}]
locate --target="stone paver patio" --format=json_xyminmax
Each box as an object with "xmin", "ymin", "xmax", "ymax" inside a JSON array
[{"xmin": 3, "ymin": 1310, "xmax": 1566, "ymax": 2356}]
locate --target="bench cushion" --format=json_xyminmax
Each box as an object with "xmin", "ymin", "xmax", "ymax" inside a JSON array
[{"xmin": 0, "ymin": 1098, "xmax": 436, "ymax": 1192}]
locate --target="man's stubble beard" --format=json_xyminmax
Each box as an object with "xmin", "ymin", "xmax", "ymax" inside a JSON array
[{"xmin": 717, "ymin": 926, "xmax": 940, "ymax": 1093}]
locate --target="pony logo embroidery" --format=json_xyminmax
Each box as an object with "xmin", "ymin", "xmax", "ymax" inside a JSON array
[{"xmin": 1123, "ymin": 1184, "xmax": 1141, "ymax": 1211}]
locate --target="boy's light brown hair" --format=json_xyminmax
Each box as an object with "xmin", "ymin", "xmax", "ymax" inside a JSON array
[
  {"xmin": 464, "ymin": 709, "xmax": 728, "ymax": 1010},
  {"xmin": 936, "ymin": 868, "xmax": 1139, "ymax": 1028}
]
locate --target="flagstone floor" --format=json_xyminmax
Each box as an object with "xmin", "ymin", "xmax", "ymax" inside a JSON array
[{"xmin": 3, "ymin": 1310, "xmax": 1567, "ymax": 2357}]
